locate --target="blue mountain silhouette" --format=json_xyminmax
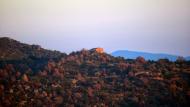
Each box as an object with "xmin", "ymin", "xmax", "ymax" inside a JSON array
[{"xmin": 112, "ymin": 50, "xmax": 190, "ymax": 61}]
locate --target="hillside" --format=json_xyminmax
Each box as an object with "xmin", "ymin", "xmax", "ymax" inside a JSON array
[
  {"xmin": 112, "ymin": 50, "xmax": 189, "ymax": 61},
  {"xmin": 0, "ymin": 37, "xmax": 65, "ymax": 60},
  {"xmin": 0, "ymin": 38, "xmax": 190, "ymax": 107},
  {"xmin": 0, "ymin": 37, "xmax": 66, "ymax": 72}
]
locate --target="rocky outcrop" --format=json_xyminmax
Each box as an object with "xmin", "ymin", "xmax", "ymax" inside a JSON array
[{"xmin": 91, "ymin": 48, "xmax": 104, "ymax": 53}]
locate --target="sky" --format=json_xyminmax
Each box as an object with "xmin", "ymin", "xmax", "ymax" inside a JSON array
[{"xmin": 0, "ymin": 0, "xmax": 190, "ymax": 56}]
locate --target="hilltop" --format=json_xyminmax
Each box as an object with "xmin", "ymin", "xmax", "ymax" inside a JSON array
[
  {"xmin": 0, "ymin": 37, "xmax": 66, "ymax": 72},
  {"xmin": 0, "ymin": 37, "xmax": 190, "ymax": 107},
  {"xmin": 0, "ymin": 37, "xmax": 65, "ymax": 60}
]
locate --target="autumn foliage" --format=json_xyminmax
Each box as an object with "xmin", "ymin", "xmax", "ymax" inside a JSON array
[{"xmin": 0, "ymin": 38, "xmax": 190, "ymax": 107}]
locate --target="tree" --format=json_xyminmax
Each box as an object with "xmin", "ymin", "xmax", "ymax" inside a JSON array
[
  {"xmin": 176, "ymin": 56, "xmax": 185, "ymax": 62},
  {"xmin": 136, "ymin": 56, "xmax": 146, "ymax": 64},
  {"xmin": 22, "ymin": 74, "xmax": 29, "ymax": 82}
]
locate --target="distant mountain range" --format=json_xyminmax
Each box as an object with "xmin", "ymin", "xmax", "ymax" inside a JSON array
[
  {"xmin": 112, "ymin": 50, "xmax": 190, "ymax": 61},
  {"xmin": 186, "ymin": 56, "xmax": 190, "ymax": 61}
]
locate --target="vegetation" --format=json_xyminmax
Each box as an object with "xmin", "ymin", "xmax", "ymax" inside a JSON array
[{"xmin": 0, "ymin": 37, "xmax": 190, "ymax": 107}]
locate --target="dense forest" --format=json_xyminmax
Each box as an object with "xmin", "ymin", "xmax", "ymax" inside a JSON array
[{"xmin": 0, "ymin": 37, "xmax": 190, "ymax": 107}]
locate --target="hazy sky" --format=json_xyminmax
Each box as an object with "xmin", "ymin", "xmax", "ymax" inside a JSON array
[{"xmin": 0, "ymin": 0, "xmax": 190, "ymax": 56}]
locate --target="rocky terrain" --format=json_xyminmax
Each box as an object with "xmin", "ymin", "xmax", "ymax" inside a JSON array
[{"xmin": 0, "ymin": 37, "xmax": 190, "ymax": 107}]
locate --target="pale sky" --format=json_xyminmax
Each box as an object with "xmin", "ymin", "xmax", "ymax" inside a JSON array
[{"xmin": 0, "ymin": 0, "xmax": 190, "ymax": 56}]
